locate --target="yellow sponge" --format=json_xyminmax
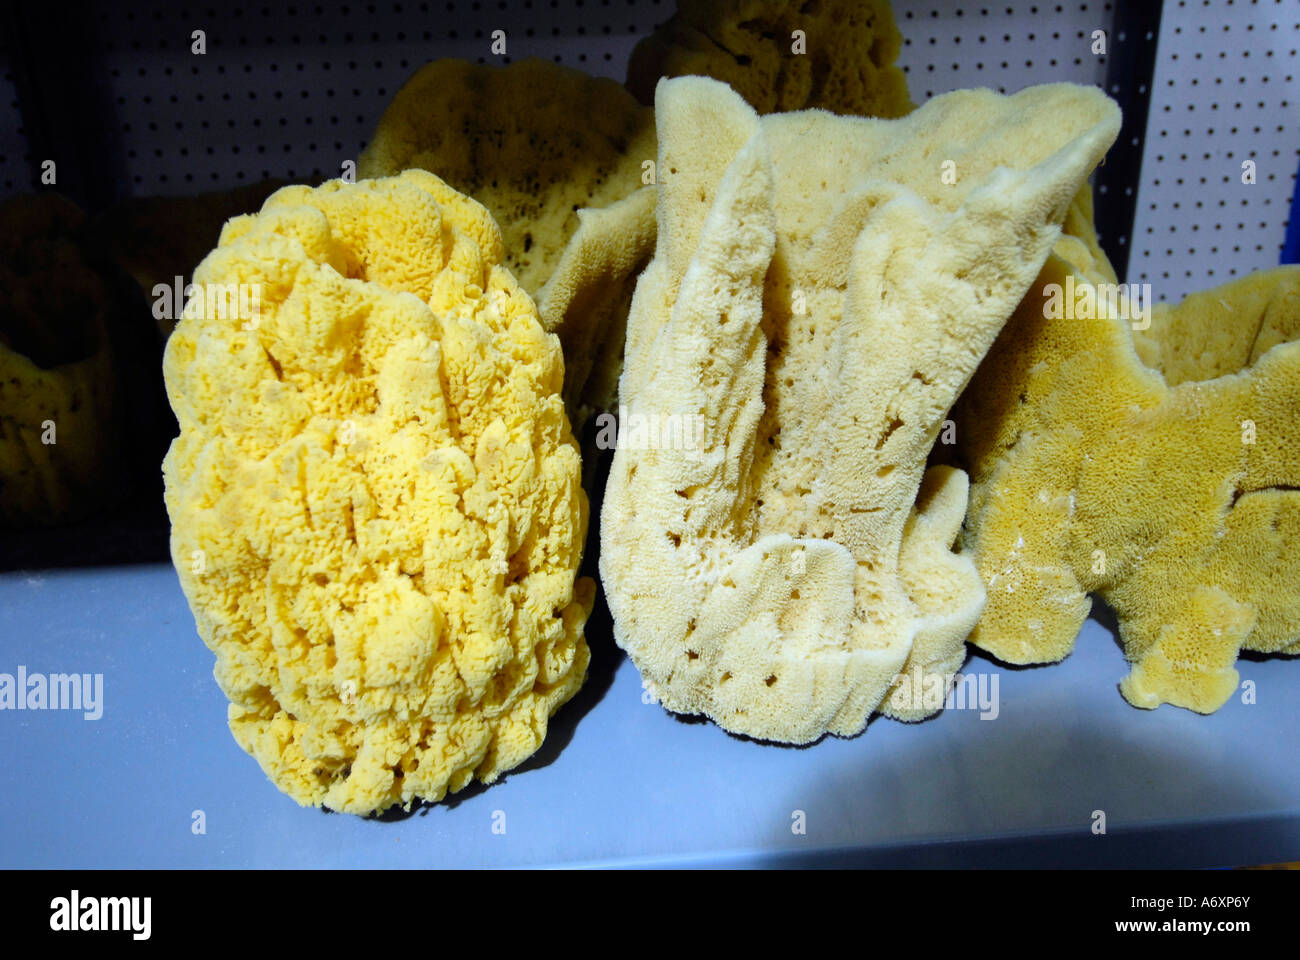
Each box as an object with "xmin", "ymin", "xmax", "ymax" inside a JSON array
[
  {"xmin": 358, "ymin": 58, "xmax": 658, "ymax": 428},
  {"xmin": 627, "ymin": 0, "xmax": 913, "ymax": 118},
  {"xmin": 0, "ymin": 193, "xmax": 119, "ymax": 527},
  {"xmin": 163, "ymin": 171, "xmax": 593, "ymax": 813},
  {"xmin": 956, "ymin": 260, "xmax": 1300, "ymax": 713}
]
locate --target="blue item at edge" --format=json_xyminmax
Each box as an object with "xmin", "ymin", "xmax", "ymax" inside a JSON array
[{"xmin": 1282, "ymin": 156, "xmax": 1300, "ymax": 265}]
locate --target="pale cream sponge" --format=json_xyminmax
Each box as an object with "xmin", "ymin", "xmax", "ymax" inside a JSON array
[
  {"xmin": 600, "ymin": 77, "xmax": 1119, "ymax": 744},
  {"xmin": 163, "ymin": 171, "xmax": 593, "ymax": 814}
]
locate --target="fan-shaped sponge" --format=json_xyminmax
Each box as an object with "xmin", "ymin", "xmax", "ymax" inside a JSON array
[
  {"xmin": 600, "ymin": 77, "xmax": 1119, "ymax": 742},
  {"xmin": 627, "ymin": 0, "xmax": 913, "ymax": 118}
]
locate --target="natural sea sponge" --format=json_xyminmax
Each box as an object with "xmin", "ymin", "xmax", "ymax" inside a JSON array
[
  {"xmin": 1059, "ymin": 178, "xmax": 1117, "ymax": 286},
  {"xmin": 627, "ymin": 0, "xmax": 913, "ymax": 118},
  {"xmin": 955, "ymin": 259, "xmax": 1300, "ymax": 713},
  {"xmin": 600, "ymin": 77, "xmax": 1119, "ymax": 743},
  {"xmin": 539, "ymin": 186, "xmax": 658, "ymax": 426},
  {"xmin": 629, "ymin": 0, "xmax": 1115, "ymax": 339},
  {"xmin": 1133, "ymin": 268, "xmax": 1300, "ymax": 386},
  {"xmin": 358, "ymin": 58, "xmax": 658, "ymax": 427},
  {"xmin": 603, "ymin": 0, "xmax": 914, "ymax": 421},
  {"xmin": 163, "ymin": 171, "xmax": 593, "ymax": 814},
  {"xmin": 0, "ymin": 193, "xmax": 119, "ymax": 527}
]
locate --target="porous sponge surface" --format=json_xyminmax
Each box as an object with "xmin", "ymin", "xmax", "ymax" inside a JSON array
[
  {"xmin": 627, "ymin": 0, "xmax": 914, "ymax": 119},
  {"xmin": 358, "ymin": 58, "xmax": 655, "ymax": 301},
  {"xmin": 163, "ymin": 171, "xmax": 592, "ymax": 814},
  {"xmin": 957, "ymin": 257, "xmax": 1300, "ymax": 714},
  {"xmin": 600, "ymin": 78, "xmax": 1119, "ymax": 743},
  {"xmin": 358, "ymin": 58, "xmax": 659, "ymax": 428}
]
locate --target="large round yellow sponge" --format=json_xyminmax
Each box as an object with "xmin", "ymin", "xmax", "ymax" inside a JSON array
[{"xmin": 163, "ymin": 171, "xmax": 592, "ymax": 814}]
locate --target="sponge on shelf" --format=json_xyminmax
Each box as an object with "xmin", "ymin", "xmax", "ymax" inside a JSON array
[
  {"xmin": 163, "ymin": 171, "xmax": 593, "ymax": 813},
  {"xmin": 955, "ymin": 259, "xmax": 1300, "ymax": 713},
  {"xmin": 600, "ymin": 77, "xmax": 1120, "ymax": 742}
]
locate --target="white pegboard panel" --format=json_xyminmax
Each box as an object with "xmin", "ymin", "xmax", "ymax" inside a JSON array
[
  {"xmin": 8, "ymin": 0, "xmax": 1292, "ymax": 299},
  {"xmin": 1129, "ymin": 0, "xmax": 1299, "ymax": 301},
  {"xmin": 91, "ymin": 0, "xmax": 659, "ymax": 197},
  {"xmin": 895, "ymin": 1, "xmax": 1113, "ymax": 99},
  {"xmin": 85, "ymin": 0, "xmax": 1129, "ymax": 200}
]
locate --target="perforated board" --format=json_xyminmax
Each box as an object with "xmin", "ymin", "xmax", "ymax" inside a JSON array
[
  {"xmin": 895, "ymin": 2, "xmax": 1112, "ymax": 100},
  {"xmin": 1128, "ymin": 0, "xmax": 1299, "ymax": 300},
  {"xmin": 0, "ymin": 7, "xmax": 1122, "ymax": 189},
  {"xmin": 0, "ymin": 37, "xmax": 32, "ymax": 194},
  {"xmin": 75, "ymin": 1, "xmax": 1131, "ymax": 197},
  {"xmin": 0, "ymin": 2, "xmax": 1290, "ymax": 336},
  {"xmin": 91, "ymin": 0, "xmax": 650, "ymax": 195}
]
